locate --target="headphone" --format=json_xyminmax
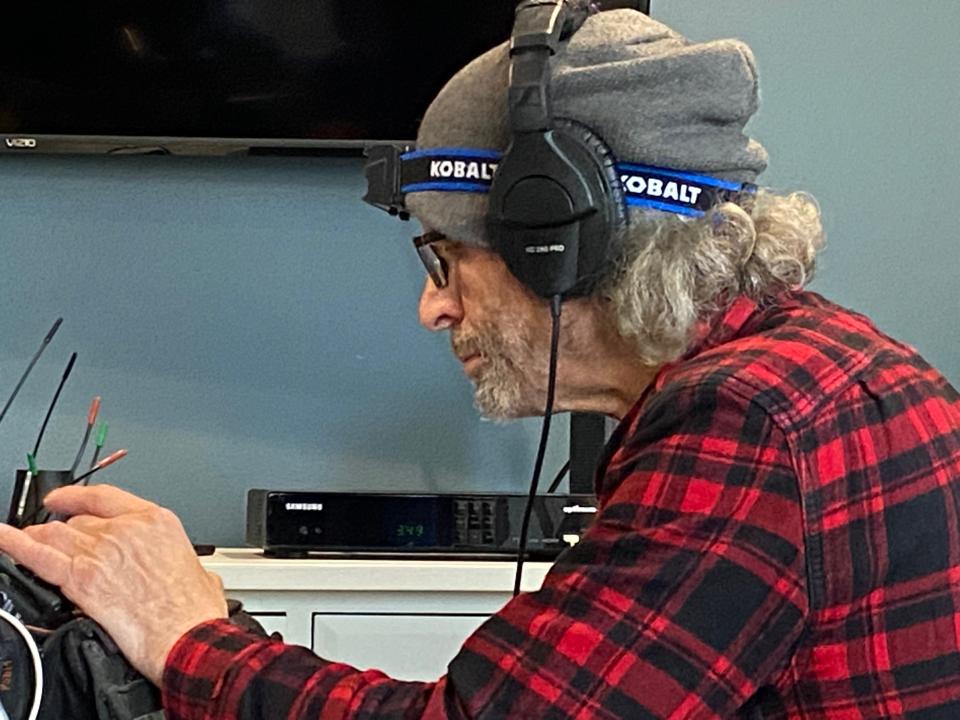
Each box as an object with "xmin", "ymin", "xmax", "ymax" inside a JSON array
[
  {"xmin": 363, "ymin": 2, "xmax": 751, "ymax": 297},
  {"xmin": 487, "ymin": 0, "xmax": 626, "ymax": 299}
]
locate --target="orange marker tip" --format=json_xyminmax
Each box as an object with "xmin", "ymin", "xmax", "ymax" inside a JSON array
[
  {"xmin": 88, "ymin": 396, "xmax": 102, "ymax": 424},
  {"xmin": 97, "ymin": 448, "xmax": 128, "ymax": 468}
]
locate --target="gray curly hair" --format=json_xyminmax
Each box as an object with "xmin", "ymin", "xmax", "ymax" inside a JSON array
[{"xmin": 602, "ymin": 190, "xmax": 825, "ymax": 365}]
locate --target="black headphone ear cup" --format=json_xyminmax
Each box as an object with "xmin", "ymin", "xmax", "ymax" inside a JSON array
[
  {"xmin": 487, "ymin": 118, "xmax": 627, "ymax": 298},
  {"xmin": 553, "ymin": 118, "xmax": 625, "ymax": 221},
  {"xmin": 552, "ymin": 118, "xmax": 628, "ymax": 290}
]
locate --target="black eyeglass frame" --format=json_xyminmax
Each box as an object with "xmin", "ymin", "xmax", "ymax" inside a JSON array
[{"xmin": 413, "ymin": 231, "xmax": 449, "ymax": 289}]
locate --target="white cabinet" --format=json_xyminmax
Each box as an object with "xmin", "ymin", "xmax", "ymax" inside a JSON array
[
  {"xmin": 201, "ymin": 549, "xmax": 551, "ymax": 682},
  {"xmin": 313, "ymin": 614, "xmax": 490, "ymax": 681}
]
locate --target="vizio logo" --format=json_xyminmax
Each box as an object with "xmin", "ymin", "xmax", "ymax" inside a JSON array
[{"xmin": 4, "ymin": 137, "xmax": 37, "ymax": 149}]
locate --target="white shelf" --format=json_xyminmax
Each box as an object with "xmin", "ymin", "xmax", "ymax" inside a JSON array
[
  {"xmin": 202, "ymin": 548, "xmax": 552, "ymax": 593},
  {"xmin": 199, "ymin": 548, "xmax": 554, "ymax": 678}
]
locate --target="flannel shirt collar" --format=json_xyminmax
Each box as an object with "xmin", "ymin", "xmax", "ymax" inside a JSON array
[
  {"xmin": 595, "ymin": 294, "xmax": 765, "ymax": 502},
  {"xmin": 651, "ymin": 293, "xmax": 762, "ymax": 403}
]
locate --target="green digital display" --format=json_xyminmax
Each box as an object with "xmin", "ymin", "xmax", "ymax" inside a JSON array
[
  {"xmin": 384, "ymin": 500, "xmax": 439, "ymax": 546},
  {"xmin": 396, "ymin": 524, "xmax": 426, "ymax": 539}
]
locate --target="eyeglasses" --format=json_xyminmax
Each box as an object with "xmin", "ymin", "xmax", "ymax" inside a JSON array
[{"xmin": 413, "ymin": 231, "xmax": 449, "ymax": 289}]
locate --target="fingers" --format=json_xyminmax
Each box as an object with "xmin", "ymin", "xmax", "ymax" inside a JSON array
[
  {"xmin": 0, "ymin": 524, "xmax": 72, "ymax": 587},
  {"xmin": 44, "ymin": 485, "xmax": 157, "ymax": 519},
  {"xmin": 208, "ymin": 571, "xmax": 225, "ymax": 596},
  {"xmin": 24, "ymin": 522, "xmax": 97, "ymax": 556},
  {"xmin": 66, "ymin": 515, "xmax": 108, "ymax": 534}
]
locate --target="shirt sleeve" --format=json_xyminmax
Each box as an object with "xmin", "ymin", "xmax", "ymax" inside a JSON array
[{"xmin": 163, "ymin": 379, "xmax": 809, "ymax": 719}]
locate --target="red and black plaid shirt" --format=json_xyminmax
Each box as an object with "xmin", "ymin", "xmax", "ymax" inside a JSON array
[{"xmin": 163, "ymin": 291, "xmax": 960, "ymax": 718}]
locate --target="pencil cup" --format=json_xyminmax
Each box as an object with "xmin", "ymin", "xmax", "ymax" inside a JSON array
[{"xmin": 7, "ymin": 469, "xmax": 73, "ymax": 528}]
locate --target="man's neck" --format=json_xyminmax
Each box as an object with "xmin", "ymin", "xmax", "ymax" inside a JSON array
[
  {"xmin": 554, "ymin": 302, "xmax": 661, "ymax": 420},
  {"xmin": 559, "ymin": 360, "xmax": 658, "ymax": 419}
]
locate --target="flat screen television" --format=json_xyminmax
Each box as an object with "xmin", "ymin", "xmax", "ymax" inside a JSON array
[{"xmin": 0, "ymin": 0, "xmax": 648, "ymax": 156}]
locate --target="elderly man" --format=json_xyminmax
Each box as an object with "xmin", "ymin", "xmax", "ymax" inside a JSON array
[{"xmin": 2, "ymin": 3, "xmax": 960, "ymax": 718}]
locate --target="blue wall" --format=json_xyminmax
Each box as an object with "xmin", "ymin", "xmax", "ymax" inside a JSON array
[
  {"xmin": 0, "ymin": 156, "xmax": 566, "ymax": 544},
  {"xmin": 658, "ymin": 0, "xmax": 960, "ymax": 383},
  {"xmin": 1, "ymin": 2, "xmax": 957, "ymax": 545}
]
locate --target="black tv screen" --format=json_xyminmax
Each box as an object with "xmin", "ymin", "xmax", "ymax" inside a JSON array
[{"xmin": 0, "ymin": 1, "xmax": 647, "ymax": 156}]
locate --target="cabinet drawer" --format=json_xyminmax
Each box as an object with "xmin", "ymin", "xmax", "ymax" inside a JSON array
[
  {"xmin": 247, "ymin": 612, "xmax": 288, "ymax": 639},
  {"xmin": 313, "ymin": 613, "xmax": 489, "ymax": 681}
]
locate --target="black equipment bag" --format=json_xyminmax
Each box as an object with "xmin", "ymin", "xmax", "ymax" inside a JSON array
[{"xmin": 0, "ymin": 556, "xmax": 270, "ymax": 720}]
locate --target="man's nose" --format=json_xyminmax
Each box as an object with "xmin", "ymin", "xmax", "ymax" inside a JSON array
[{"xmin": 418, "ymin": 277, "xmax": 463, "ymax": 331}]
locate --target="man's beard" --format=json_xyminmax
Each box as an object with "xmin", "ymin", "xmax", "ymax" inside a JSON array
[{"xmin": 451, "ymin": 320, "xmax": 545, "ymax": 420}]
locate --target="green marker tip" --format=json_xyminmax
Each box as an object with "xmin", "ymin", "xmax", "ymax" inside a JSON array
[
  {"xmin": 26, "ymin": 453, "xmax": 38, "ymax": 475},
  {"xmin": 96, "ymin": 422, "xmax": 109, "ymax": 448}
]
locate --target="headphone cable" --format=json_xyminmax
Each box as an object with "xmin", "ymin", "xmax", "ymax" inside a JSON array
[
  {"xmin": 513, "ymin": 294, "xmax": 563, "ymax": 596},
  {"xmin": 0, "ymin": 607, "xmax": 43, "ymax": 720}
]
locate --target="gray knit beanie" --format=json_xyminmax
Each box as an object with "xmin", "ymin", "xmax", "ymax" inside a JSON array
[{"xmin": 406, "ymin": 8, "xmax": 767, "ymax": 248}]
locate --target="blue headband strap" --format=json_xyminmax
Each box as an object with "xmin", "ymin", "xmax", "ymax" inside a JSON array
[{"xmin": 395, "ymin": 147, "xmax": 753, "ymax": 218}]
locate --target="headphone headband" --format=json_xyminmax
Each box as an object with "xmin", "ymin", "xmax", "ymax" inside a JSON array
[{"xmin": 507, "ymin": 0, "xmax": 566, "ymax": 133}]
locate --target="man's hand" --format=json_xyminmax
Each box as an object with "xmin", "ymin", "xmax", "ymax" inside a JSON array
[{"xmin": 0, "ymin": 485, "xmax": 228, "ymax": 686}]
